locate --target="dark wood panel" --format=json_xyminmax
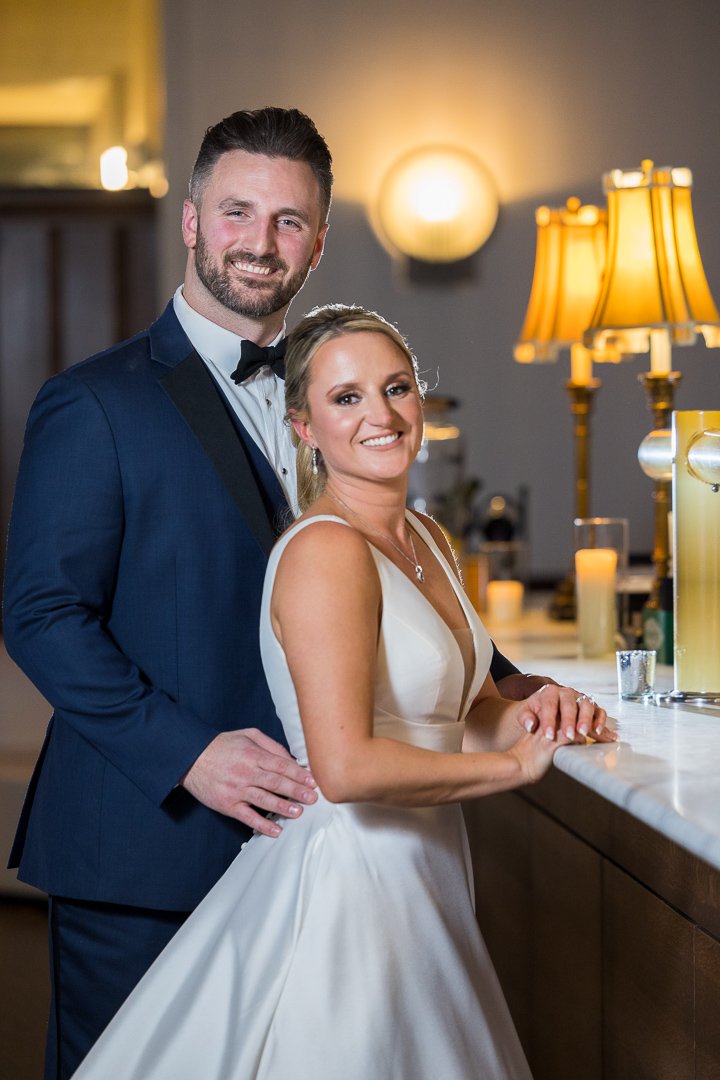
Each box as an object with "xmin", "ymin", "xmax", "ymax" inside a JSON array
[
  {"xmin": 0, "ymin": 223, "xmax": 52, "ymax": 540},
  {"xmin": 59, "ymin": 221, "xmax": 118, "ymax": 368},
  {"xmin": 603, "ymin": 860, "xmax": 694, "ymax": 1080},
  {"xmin": 0, "ymin": 190, "xmax": 157, "ymax": 605},
  {"xmin": 464, "ymin": 793, "xmax": 532, "ymax": 1048},
  {"xmin": 695, "ymin": 928, "xmax": 720, "ymax": 1080},
  {"xmin": 120, "ymin": 216, "xmax": 159, "ymax": 340},
  {"xmin": 529, "ymin": 808, "xmax": 602, "ymax": 1080},
  {"xmin": 522, "ymin": 768, "xmax": 720, "ymax": 939}
]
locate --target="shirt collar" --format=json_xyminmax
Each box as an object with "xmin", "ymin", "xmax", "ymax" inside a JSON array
[{"xmin": 172, "ymin": 285, "xmax": 285, "ymax": 378}]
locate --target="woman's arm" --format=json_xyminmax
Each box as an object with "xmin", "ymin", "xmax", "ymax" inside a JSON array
[{"xmin": 271, "ymin": 521, "xmax": 570, "ymax": 807}]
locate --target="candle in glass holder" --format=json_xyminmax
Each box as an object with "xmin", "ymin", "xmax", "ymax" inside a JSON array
[{"xmin": 575, "ymin": 547, "xmax": 617, "ymax": 657}]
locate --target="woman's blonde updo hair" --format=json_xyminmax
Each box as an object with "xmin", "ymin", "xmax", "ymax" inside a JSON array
[{"xmin": 284, "ymin": 304, "xmax": 425, "ymax": 512}]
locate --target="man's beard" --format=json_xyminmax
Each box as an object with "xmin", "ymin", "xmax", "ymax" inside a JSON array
[{"xmin": 194, "ymin": 228, "xmax": 314, "ymax": 319}]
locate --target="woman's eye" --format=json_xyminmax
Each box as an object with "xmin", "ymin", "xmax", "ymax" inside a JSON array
[
  {"xmin": 387, "ymin": 382, "xmax": 412, "ymax": 396},
  {"xmin": 336, "ymin": 393, "xmax": 359, "ymax": 406}
]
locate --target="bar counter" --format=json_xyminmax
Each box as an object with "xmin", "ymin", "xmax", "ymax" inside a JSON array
[
  {"xmin": 463, "ymin": 605, "xmax": 720, "ymax": 1080},
  {"xmin": 489, "ymin": 607, "xmax": 720, "ymax": 873}
]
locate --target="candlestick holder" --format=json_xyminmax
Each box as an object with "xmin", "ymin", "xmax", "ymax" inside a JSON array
[
  {"xmin": 549, "ymin": 378, "xmax": 601, "ymax": 620},
  {"xmin": 638, "ymin": 371, "xmax": 682, "ymax": 607}
]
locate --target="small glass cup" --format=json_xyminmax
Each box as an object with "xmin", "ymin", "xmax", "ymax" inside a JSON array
[{"xmin": 616, "ymin": 649, "xmax": 657, "ymax": 700}]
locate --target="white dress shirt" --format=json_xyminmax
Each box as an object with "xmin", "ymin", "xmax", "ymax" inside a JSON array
[{"xmin": 172, "ymin": 286, "xmax": 298, "ymax": 516}]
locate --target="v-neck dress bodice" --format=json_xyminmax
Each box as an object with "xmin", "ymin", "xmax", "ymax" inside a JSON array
[
  {"xmin": 72, "ymin": 512, "xmax": 532, "ymax": 1080},
  {"xmin": 267, "ymin": 513, "xmax": 490, "ymax": 765}
]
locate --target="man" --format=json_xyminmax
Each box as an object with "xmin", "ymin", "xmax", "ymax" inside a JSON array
[
  {"xmin": 5, "ymin": 107, "xmax": 330, "ymax": 1079},
  {"xmin": 4, "ymin": 106, "xmax": 583, "ymax": 1079}
]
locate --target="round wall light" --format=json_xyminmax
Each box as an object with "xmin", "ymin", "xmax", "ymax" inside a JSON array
[{"xmin": 374, "ymin": 145, "xmax": 499, "ymax": 263}]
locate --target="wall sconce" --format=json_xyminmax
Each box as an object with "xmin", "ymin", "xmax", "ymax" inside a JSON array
[{"xmin": 374, "ymin": 146, "xmax": 498, "ymax": 263}]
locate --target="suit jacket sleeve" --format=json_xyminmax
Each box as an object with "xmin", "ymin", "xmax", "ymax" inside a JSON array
[
  {"xmin": 3, "ymin": 374, "xmax": 216, "ymax": 806},
  {"xmin": 488, "ymin": 641, "xmax": 522, "ymax": 682}
]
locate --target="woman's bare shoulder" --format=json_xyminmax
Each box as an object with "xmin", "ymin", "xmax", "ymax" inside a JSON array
[{"xmin": 275, "ymin": 516, "xmax": 379, "ymax": 587}]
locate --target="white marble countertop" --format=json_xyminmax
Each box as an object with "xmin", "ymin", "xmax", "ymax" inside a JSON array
[{"xmin": 488, "ymin": 606, "xmax": 720, "ymax": 873}]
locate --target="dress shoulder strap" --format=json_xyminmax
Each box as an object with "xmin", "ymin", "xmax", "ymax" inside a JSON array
[
  {"xmin": 268, "ymin": 514, "xmax": 351, "ymax": 568},
  {"xmin": 405, "ymin": 510, "xmax": 458, "ymax": 573}
]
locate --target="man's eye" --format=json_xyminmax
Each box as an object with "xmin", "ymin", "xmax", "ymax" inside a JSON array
[{"xmin": 278, "ymin": 218, "xmax": 302, "ymax": 230}]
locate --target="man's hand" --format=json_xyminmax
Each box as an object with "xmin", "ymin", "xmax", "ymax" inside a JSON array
[
  {"xmin": 496, "ymin": 673, "xmax": 561, "ymax": 701},
  {"xmin": 181, "ymin": 729, "xmax": 318, "ymax": 837}
]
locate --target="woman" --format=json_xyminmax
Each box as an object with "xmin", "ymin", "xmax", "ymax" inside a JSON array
[{"xmin": 74, "ymin": 305, "xmax": 613, "ymax": 1079}]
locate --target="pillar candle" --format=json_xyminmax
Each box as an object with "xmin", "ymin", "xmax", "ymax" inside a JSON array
[
  {"xmin": 486, "ymin": 580, "xmax": 524, "ymax": 623},
  {"xmin": 575, "ymin": 548, "xmax": 617, "ymax": 657}
]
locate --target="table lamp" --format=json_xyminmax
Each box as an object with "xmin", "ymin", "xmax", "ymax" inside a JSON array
[
  {"xmin": 515, "ymin": 197, "xmax": 616, "ymax": 618},
  {"xmin": 583, "ymin": 160, "xmax": 720, "ymax": 606}
]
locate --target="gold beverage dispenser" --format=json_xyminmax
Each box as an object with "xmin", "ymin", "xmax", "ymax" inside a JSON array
[{"xmin": 669, "ymin": 411, "xmax": 720, "ymax": 701}]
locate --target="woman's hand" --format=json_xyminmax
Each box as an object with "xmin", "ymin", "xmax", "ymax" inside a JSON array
[
  {"xmin": 507, "ymin": 724, "xmax": 572, "ymax": 785},
  {"xmin": 516, "ymin": 683, "xmax": 615, "ymax": 744}
]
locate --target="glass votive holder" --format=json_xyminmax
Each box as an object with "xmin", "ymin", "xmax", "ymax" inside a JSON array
[{"xmin": 616, "ymin": 649, "xmax": 657, "ymax": 700}]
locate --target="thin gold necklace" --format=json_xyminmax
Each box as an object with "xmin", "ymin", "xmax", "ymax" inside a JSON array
[{"xmin": 326, "ymin": 490, "xmax": 425, "ymax": 584}]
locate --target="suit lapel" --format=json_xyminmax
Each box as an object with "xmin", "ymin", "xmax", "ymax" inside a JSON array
[{"xmin": 160, "ymin": 350, "xmax": 277, "ymax": 556}]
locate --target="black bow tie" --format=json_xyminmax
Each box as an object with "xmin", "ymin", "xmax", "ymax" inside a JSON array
[{"xmin": 230, "ymin": 338, "xmax": 286, "ymax": 384}]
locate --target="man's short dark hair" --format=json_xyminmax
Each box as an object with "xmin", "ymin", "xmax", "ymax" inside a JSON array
[{"xmin": 189, "ymin": 107, "xmax": 333, "ymax": 222}]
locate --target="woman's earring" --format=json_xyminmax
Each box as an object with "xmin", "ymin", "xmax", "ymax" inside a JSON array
[{"xmin": 311, "ymin": 447, "xmax": 319, "ymax": 476}]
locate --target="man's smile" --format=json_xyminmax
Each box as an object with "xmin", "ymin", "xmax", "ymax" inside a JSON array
[{"xmin": 231, "ymin": 260, "xmax": 274, "ymax": 277}]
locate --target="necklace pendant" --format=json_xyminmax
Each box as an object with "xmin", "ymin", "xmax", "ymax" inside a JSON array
[{"xmin": 415, "ymin": 564, "xmax": 425, "ymax": 584}]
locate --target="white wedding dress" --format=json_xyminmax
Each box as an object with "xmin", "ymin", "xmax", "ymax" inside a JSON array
[{"xmin": 74, "ymin": 513, "xmax": 532, "ymax": 1080}]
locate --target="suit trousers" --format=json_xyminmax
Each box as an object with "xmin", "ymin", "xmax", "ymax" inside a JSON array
[{"xmin": 46, "ymin": 897, "xmax": 189, "ymax": 1080}]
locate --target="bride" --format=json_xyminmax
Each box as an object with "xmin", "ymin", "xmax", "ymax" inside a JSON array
[{"xmin": 73, "ymin": 304, "xmax": 612, "ymax": 1079}]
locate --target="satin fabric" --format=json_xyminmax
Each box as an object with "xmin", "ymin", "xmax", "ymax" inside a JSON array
[{"xmin": 73, "ymin": 514, "xmax": 531, "ymax": 1079}]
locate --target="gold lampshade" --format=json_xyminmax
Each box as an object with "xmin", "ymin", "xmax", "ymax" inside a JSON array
[
  {"xmin": 584, "ymin": 160, "xmax": 720, "ymax": 354},
  {"xmin": 514, "ymin": 198, "xmax": 608, "ymax": 365}
]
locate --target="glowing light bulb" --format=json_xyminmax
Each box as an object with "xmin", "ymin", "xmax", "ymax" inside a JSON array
[{"xmin": 100, "ymin": 146, "xmax": 129, "ymax": 191}]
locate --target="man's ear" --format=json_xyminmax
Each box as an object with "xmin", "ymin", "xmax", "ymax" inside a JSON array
[
  {"xmin": 181, "ymin": 200, "xmax": 199, "ymax": 251},
  {"xmin": 309, "ymin": 222, "xmax": 329, "ymax": 271}
]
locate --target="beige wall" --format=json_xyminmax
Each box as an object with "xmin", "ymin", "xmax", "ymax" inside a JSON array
[
  {"xmin": 0, "ymin": 0, "xmax": 162, "ymax": 184},
  {"xmin": 161, "ymin": 0, "xmax": 720, "ymax": 576}
]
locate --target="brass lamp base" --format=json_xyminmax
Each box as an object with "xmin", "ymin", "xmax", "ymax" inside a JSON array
[
  {"xmin": 548, "ymin": 378, "xmax": 600, "ymax": 621},
  {"xmin": 639, "ymin": 370, "xmax": 682, "ymax": 606}
]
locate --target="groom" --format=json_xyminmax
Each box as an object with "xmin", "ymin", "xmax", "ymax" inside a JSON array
[{"xmin": 5, "ymin": 106, "xmax": 546, "ymax": 1079}]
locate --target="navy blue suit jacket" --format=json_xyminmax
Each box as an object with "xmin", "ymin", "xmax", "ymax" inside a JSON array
[{"xmin": 4, "ymin": 302, "xmax": 291, "ymax": 911}]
